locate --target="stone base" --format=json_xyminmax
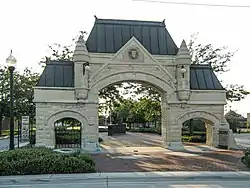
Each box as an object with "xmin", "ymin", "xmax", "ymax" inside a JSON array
[
  {"xmin": 35, "ymin": 143, "xmax": 54, "ymax": 149},
  {"xmin": 228, "ymin": 129, "xmax": 240, "ymax": 149},
  {"xmin": 165, "ymin": 141, "xmax": 184, "ymax": 151},
  {"xmin": 83, "ymin": 142, "xmax": 100, "ymax": 152}
]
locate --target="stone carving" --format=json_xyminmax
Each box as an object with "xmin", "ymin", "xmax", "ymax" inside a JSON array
[
  {"xmin": 128, "ymin": 48, "xmax": 139, "ymax": 59},
  {"xmin": 76, "ymin": 88, "xmax": 88, "ymax": 100}
]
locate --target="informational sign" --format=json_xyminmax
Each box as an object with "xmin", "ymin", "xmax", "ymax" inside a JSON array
[{"xmin": 21, "ymin": 116, "xmax": 29, "ymax": 141}]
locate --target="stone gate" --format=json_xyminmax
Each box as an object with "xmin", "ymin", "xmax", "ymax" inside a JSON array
[{"xmin": 34, "ymin": 17, "xmax": 238, "ymax": 151}]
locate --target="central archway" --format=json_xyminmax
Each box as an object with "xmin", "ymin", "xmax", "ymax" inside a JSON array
[
  {"xmin": 90, "ymin": 70, "xmax": 175, "ymax": 94},
  {"xmin": 89, "ymin": 70, "xmax": 175, "ymax": 148}
]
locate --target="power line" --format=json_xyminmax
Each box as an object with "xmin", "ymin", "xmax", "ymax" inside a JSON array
[{"xmin": 132, "ymin": 0, "xmax": 250, "ymax": 8}]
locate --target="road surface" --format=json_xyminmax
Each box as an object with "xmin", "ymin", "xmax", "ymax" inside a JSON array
[
  {"xmin": 234, "ymin": 133, "xmax": 250, "ymax": 148},
  {"xmin": 1, "ymin": 177, "xmax": 250, "ymax": 188},
  {"xmin": 0, "ymin": 137, "xmax": 24, "ymax": 150}
]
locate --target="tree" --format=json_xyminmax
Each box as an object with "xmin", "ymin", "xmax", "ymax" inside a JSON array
[
  {"xmin": 111, "ymin": 97, "xmax": 161, "ymax": 127},
  {"xmin": 225, "ymin": 110, "xmax": 245, "ymax": 132},
  {"xmin": 0, "ymin": 66, "xmax": 39, "ymax": 135},
  {"xmin": 188, "ymin": 33, "xmax": 250, "ymax": 102}
]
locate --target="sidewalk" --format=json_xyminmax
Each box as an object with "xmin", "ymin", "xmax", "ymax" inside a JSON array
[{"xmin": 1, "ymin": 171, "xmax": 250, "ymax": 182}]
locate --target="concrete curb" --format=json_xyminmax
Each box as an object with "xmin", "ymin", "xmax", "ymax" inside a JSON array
[
  {"xmin": 1, "ymin": 172, "xmax": 250, "ymax": 182},
  {"xmin": 0, "ymin": 135, "xmax": 18, "ymax": 140}
]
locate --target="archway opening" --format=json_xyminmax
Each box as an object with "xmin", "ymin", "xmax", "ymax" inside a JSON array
[
  {"xmin": 54, "ymin": 117, "xmax": 81, "ymax": 148},
  {"xmin": 182, "ymin": 118, "xmax": 213, "ymax": 146},
  {"xmin": 98, "ymin": 81, "xmax": 163, "ymax": 147}
]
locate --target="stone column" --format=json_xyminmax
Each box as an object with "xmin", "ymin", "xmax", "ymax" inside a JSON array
[
  {"xmin": 167, "ymin": 122, "xmax": 184, "ymax": 150},
  {"xmin": 205, "ymin": 123, "xmax": 213, "ymax": 146},
  {"xmin": 161, "ymin": 92, "xmax": 168, "ymax": 147},
  {"xmin": 162, "ymin": 93, "xmax": 184, "ymax": 150},
  {"xmin": 213, "ymin": 126, "xmax": 219, "ymax": 147},
  {"xmin": 35, "ymin": 104, "xmax": 54, "ymax": 148},
  {"xmin": 82, "ymin": 100, "xmax": 100, "ymax": 152}
]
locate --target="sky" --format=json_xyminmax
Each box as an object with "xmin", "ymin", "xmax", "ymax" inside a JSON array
[{"xmin": 0, "ymin": 0, "xmax": 249, "ymax": 117}]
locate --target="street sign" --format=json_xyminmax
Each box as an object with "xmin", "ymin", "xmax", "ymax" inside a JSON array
[{"xmin": 21, "ymin": 116, "xmax": 29, "ymax": 141}]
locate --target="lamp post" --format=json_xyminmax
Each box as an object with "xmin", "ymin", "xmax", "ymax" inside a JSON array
[{"xmin": 6, "ymin": 50, "xmax": 17, "ymax": 150}]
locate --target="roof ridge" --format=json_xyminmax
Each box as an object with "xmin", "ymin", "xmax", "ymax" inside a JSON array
[
  {"xmin": 95, "ymin": 17, "xmax": 165, "ymax": 27},
  {"xmin": 190, "ymin": 64, "xmax": 212, "ymax": 68}
]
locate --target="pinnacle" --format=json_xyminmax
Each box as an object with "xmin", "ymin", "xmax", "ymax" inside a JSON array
[
  {"xmin": 177, "ymin": 39, "xmax": 190, "ymax": 56},
  {"xmin": 73, "ymin": 35, "xmax": 90, "ymax": 62}
]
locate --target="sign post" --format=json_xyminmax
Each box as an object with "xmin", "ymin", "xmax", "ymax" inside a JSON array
[
  {"xmin": 21, "ymin": 116, "xmax": 29, "ymax": 142},
  {"xmin": 247, "ymin": 113, "xmax": 250, "ymax": 131}
]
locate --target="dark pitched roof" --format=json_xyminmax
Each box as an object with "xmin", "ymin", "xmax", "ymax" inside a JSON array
[
  {"xmin": 37, "ymin": 61, "xmax": 224, "ymax": 90},
  {"xmin": 190, "ymin": 64, "xmax": 224, "ymax": 90},
  {"xmin": 86, "ymin": 18, "xmax": 178, "ymax": 55},
  {"xmin": 36, "ymin": 61, "xmax": 74, "ymax": 87}
]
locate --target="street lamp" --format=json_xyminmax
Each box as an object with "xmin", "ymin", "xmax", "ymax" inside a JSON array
[{"xmin": 6, "ymin": 50, "xmax": 17, "ymax": 150}]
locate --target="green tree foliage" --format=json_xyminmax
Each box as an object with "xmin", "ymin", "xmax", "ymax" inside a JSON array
[
  {"xmin": 110, "ymin": 97, "xmax": 161, "ymax": 126},
  {"xmin": 188, "ymin": 33, "xmax": 250, "ymax": 102},
  {"xmin": 225, "ymin": 110, "xmax": 245, "ymax": 132},
  {"xmin": 0, "ymin": 66, "xmax": 39, "ymax": 132}
]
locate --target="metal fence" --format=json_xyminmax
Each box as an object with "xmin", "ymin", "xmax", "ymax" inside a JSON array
[
  {"xmin": 54, "ymin": 126, "xmax": 81, "ymax": 148},
  {"xmin": 108, "ymin": 124, "xmax": 126, "ymax": 136}
]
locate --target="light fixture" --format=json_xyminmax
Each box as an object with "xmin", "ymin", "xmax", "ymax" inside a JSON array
[
  {"xmin": 85, "ymin": 65, "xmax": 90, "ymax": 71},
  {"xmin": 6, "ymin": 50, "xmax": 17, "ymax": 150},
  {"xmin": 6, "ymin": 50, "xmax": 17, "ymax": 68},
  {"xmin": 180, "ymin": 66, "xmax": 186, "ymax": 73}
]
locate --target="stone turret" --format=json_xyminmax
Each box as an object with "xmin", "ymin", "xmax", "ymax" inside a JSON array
[
  {"xmin": 73, "ymin": 33, "xmax": 90, "ymax": 101},
  {"xmin": 176, "ymin": 40, "xmax": 191, "ymax": 102}
]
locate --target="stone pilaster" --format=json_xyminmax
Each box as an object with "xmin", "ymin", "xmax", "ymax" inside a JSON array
[
  {"xmin": 73, "ymin": 34, "xmax": 90, "ymax": 102},
  {"xmin": 161, "ymin": 92, "xmax": 168, "ymax": 147},
  {"xmin": 175, "ymin": 40, "xmax": 191, "ymax": 103}
]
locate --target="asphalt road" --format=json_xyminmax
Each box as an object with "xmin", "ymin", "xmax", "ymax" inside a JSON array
[
  {"xmin": 234, "ymin": 133, "xmax": 250, "ymax": 148},
  {"xmin": 1, "ymin": 178, "xmax": 250, "ymax": 188},
  {"xmin": 0, "ymin": 137, "xmax": 18, "ymax": 150}
]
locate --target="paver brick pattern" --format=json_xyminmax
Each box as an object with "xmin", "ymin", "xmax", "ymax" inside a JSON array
[{"xmin": 93, "ymin": 132, "xmax": 248, "ymax": 172}]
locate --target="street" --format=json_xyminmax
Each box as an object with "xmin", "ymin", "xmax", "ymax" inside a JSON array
[
  {"xmin": 1, "ymin": 176, "xmax": 250, "ymax": 188},
  {"xmin": 234, "ymin": 133, "xmax": 250, "ymax": 148},
  {"xmin": 0, "ymin": 137, "xmax": 18, "ymax": 150}
]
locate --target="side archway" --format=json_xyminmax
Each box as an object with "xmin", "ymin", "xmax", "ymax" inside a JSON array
[
  {"xmin": 177, "ymin": 111, "xmax": 220, "ymax": 125},
  {"xmin": 47, "ymin": 110, "xmax": 88, "ymax": 148},
  {"xmin": 177, "ymin": 111, "xmax": 221, "ymax": 147}
]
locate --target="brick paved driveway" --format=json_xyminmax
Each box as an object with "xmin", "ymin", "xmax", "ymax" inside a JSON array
[
  {"xmin": 92, "ymin": 150, "xmax": 248, "ymax": 172},
  {"xmin": 93, "ymin": 132, "xmax": 248, "ymax": 172}
]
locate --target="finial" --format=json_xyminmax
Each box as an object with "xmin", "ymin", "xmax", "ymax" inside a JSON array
[
  {"xmin": 162, "ymin": 19, "xmax": 165, "ymax": 26},
  {"xmin": 79, "ymin": 31, "xmax": 88, "ymax": 41},
  {"xmin": 94, "ymin": 15, "xmax": 98, "ymax": 21},
  {"xmin": 73, "ymin": 31, "xmax": 90, "ymax": 63}
]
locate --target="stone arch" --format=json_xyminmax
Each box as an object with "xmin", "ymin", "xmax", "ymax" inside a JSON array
[
  {"xmin": 177, "ymin": 110, "xmax": 221, "ymax": 147},
  {"xmin": 47, "ymin": 110, "xmax": 88, "ymax": 148},
  {"xmin": 177, "ymin": 110, "xmax": 220, "ymax": 126},
  {"xmin": 90, "ymin": 70, "xmax": 176, "ymax": 94}
]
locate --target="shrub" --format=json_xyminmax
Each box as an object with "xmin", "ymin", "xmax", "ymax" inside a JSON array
[
  {"xmin": 182, "ymin": 135, "xmax": 206, "ymax": 143},
  {"xmin": 241, "ymin": 148, "xmax": 250, "ymax": 168},
  {"xmin": 129, "ymin": 127, "xmax": 161, "ymax": 135},
  {"xmin": 0, "ymin": 147, "xmax": 95, "ymax": 176}
]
